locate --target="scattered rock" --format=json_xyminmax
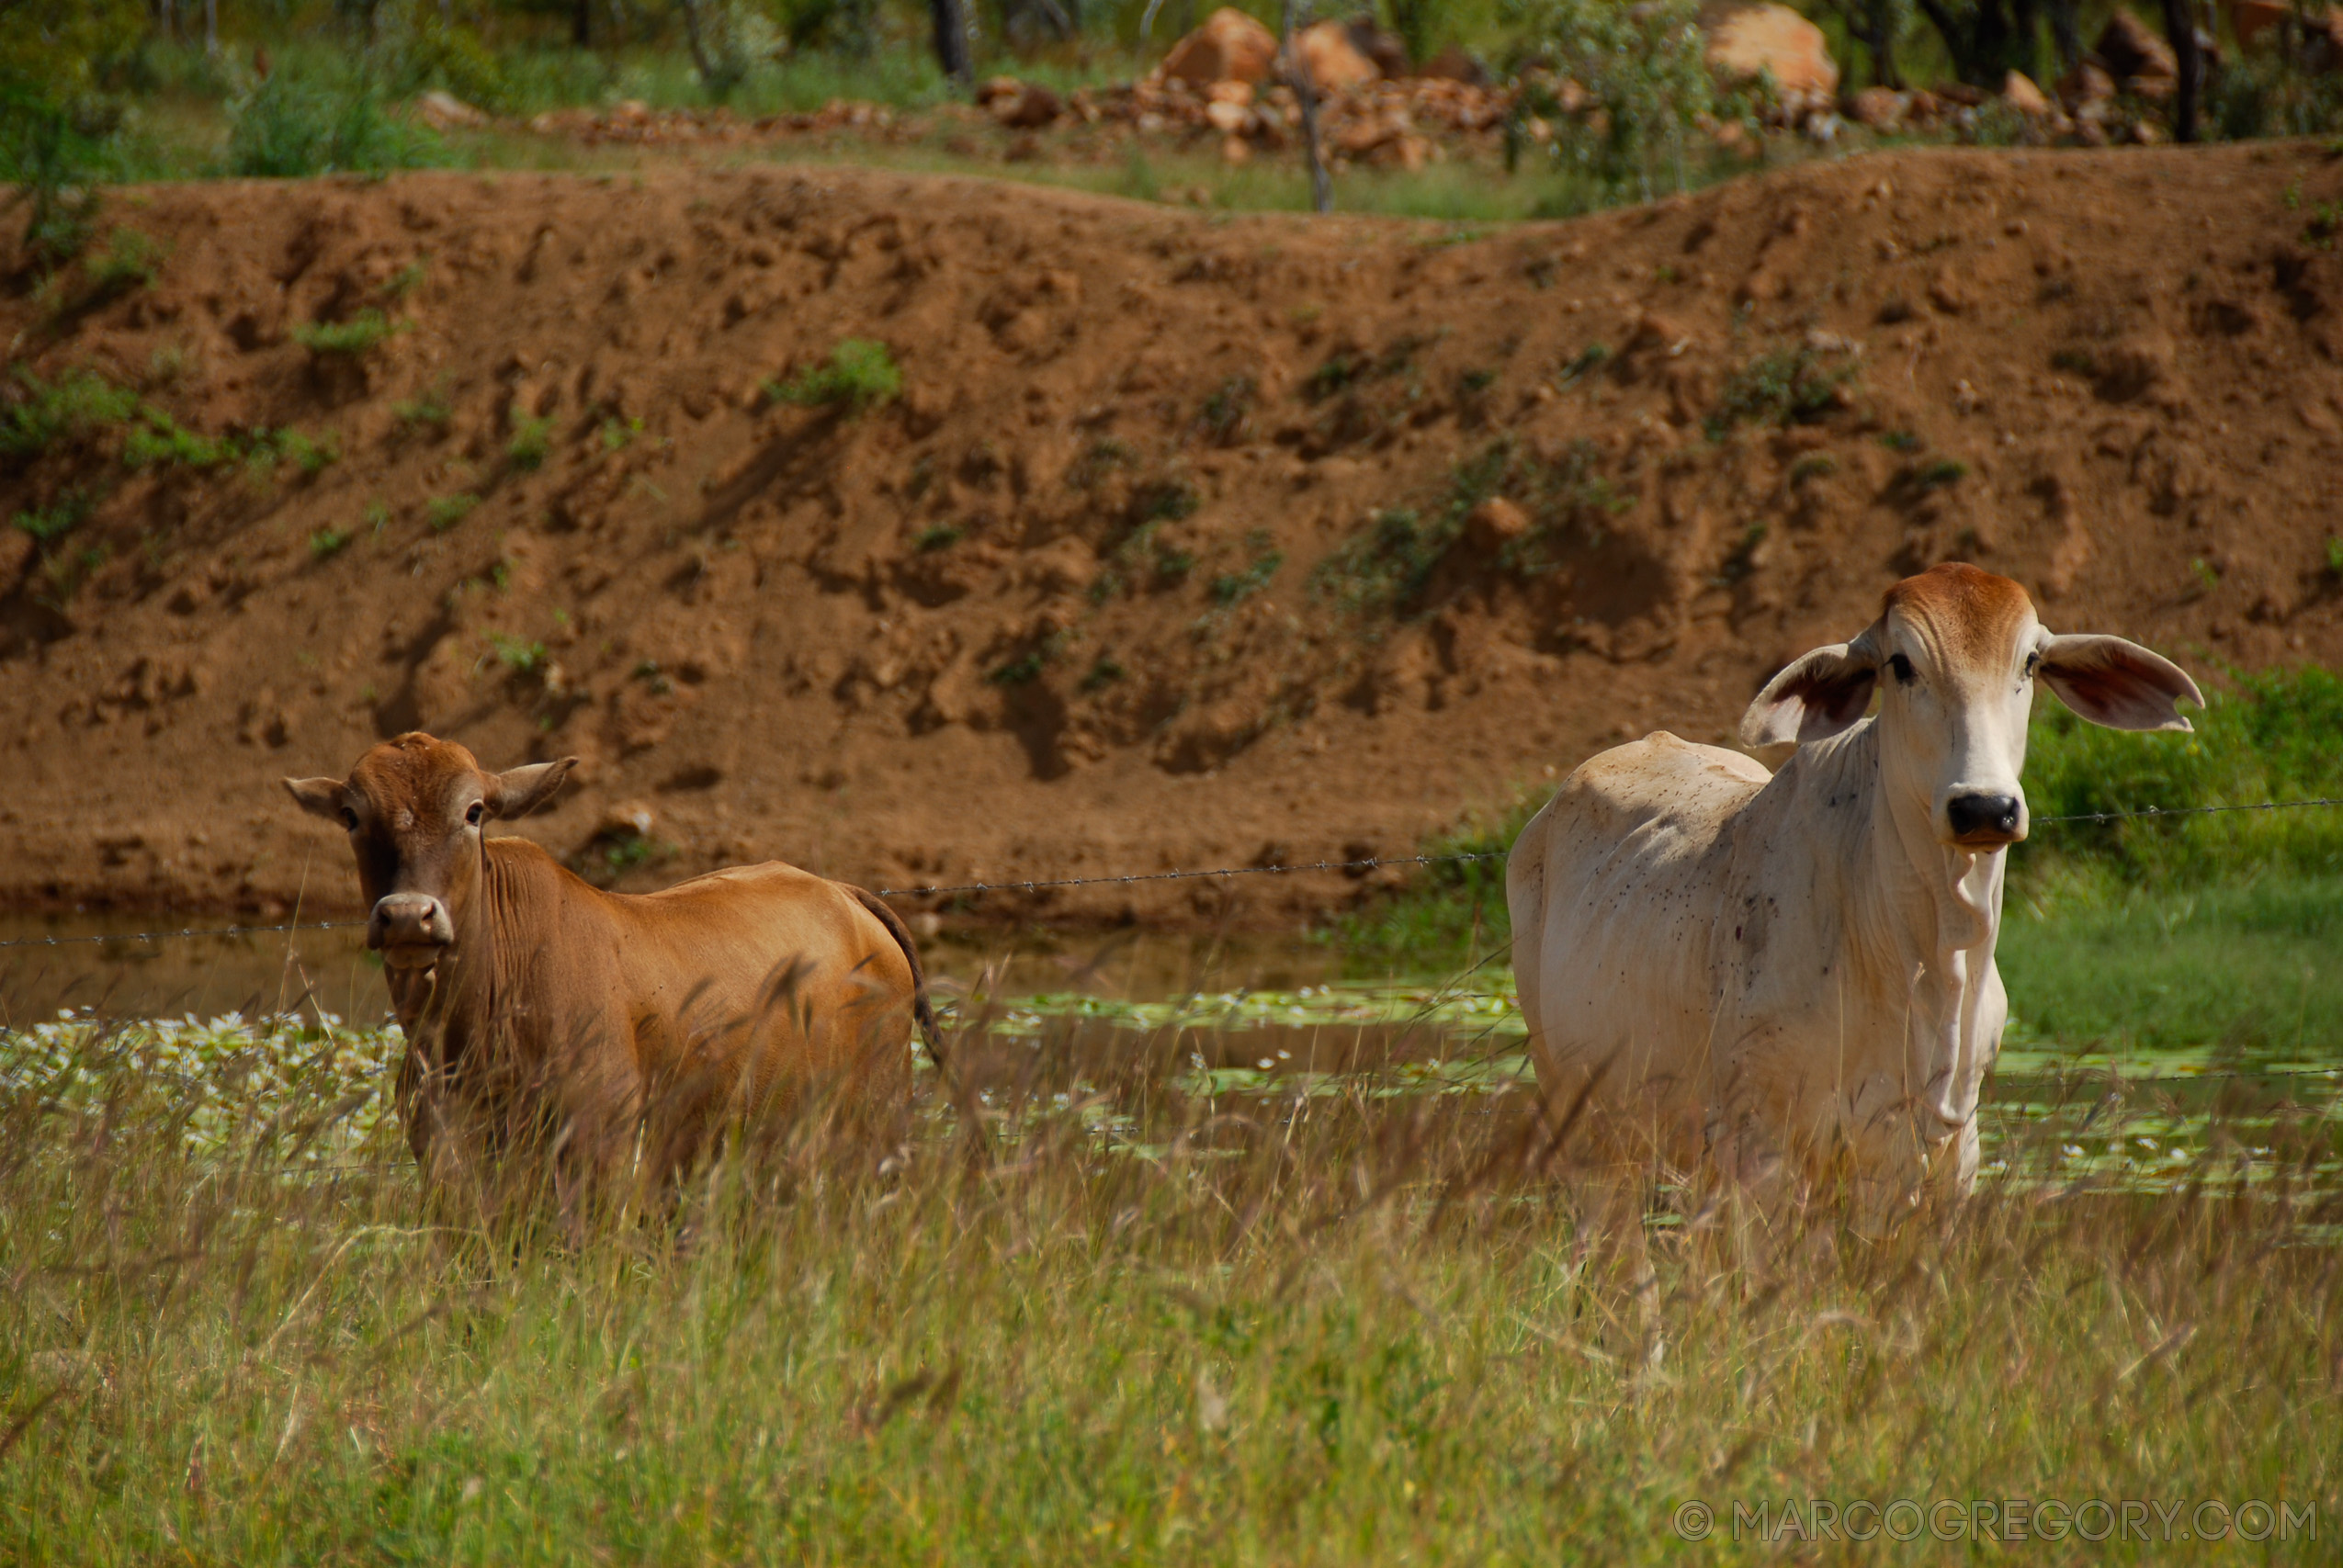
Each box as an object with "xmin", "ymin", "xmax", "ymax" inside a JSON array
[
  {"xmin": 1161, "ymin": 6, "xmax": 1279, "ymax": 86},
  {"xmin": 1466, "ymin": 497, "xmax": 1531, "ymax": 552},
  {"xmin": 2096, "ymin": 10, "xmax": 2178, "ymax": 80},
  {"xmin": 412, "ymin": 90, "xmax": 489, "ymax": 130},
  {"xmin": 1294, "ymin": 20, "xmax": 1381, "ymax": 92},
  {"xmin": 2058, "ymin": 62, "xmax": 2117, "ymax": 107},
  {"xmin": 985, "ymin": 79, "xmax": 1065, "ymax": 130},
  {"xmin": 1417, "ymin": 44, "xmax": 1488, "ymax": 85},
  {"xmin": 2001, "ymin": 70, "xmax": 2053, "ymax": 116},
  {"xmin": 2229, "ymin": 0, "xmax": 2292, "ymax": 51},
  {"xmin": 1846, "ymin": 86, "xmax": 1908, "ymax": 130},
  {"xmin": 1205, "ymin": 98, "xmax": 1251, "ymax": 134},
  {"xmin": 1703, "ymin": 3, "xmax": 1840, "ymax": 99},
  {"xmin": 1345, "ymin": 19, "xmax": 1412, "ymax": 78}
]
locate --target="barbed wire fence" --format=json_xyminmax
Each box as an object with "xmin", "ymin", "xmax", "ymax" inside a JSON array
[{"xmin": 3, "ymin": 795, "xmax": 2341, "ymax": 952}]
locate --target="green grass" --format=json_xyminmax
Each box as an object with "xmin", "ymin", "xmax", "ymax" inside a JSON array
[
  {"xmin": 487, "ymin": 630, "xmax": 548, "ymax": 674},
  {"xmin": 307, "ymin": 525, "xmax": 349, "ymax": 559},
  {"xmin": 0, "ymin": 1005, "xmax": 2334, "ymax": 1562},
  {"xmin": 507, "ymin": 413, "xmax": 556, "ymax": 470},
  {"xmin": 0, "ymin": 368, "xmax": 142, "ymax": 458},
  {"xmin": 292, "ymin": 309, "xmax": 408, "ymax": 355},
  {"xmin": 2000, "ymin": 872, "xmax": 2343, "ymax": 1063},
  {"xmin": 428, "ymin": 493, "xmax": 480, "ymax": 531},
  {"xmin": 1334, "ymin": 667, "xmax": 2343, "ymax": 972},
  {"xmin": 764, "ymin": 338, "xmax": 900, "ymax": 413}
]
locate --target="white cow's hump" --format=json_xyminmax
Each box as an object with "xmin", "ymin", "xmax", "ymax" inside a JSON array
[{"xmin": 1556, "ymin": 731, "xmax": 1772, "ymax": 842}]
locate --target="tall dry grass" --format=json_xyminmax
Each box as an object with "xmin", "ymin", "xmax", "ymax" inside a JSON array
[{"xmin": 1, "ymin": 1000, "xmax": 2337, "ymax": 1562}]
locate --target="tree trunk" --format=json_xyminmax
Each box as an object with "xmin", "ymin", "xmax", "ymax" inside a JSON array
[
  {"xmin": 676, "ymin": 0, "xmax": 718, "ymax": 85},
  {"xmin": 2161, "ymin": 0, "xmax": 2200, "ymax": 141},
  {"xmin": 1867, "ymin": 0, "xmax": 1901, "ymax": 89},
  {"xmin": 204, "ymin": 0, "xmax": 217, "ymax": 55},
  {"xmin": 574, "ymin": 0, "xmax": 592, "ymax": 47},
  {"xmin": 930, "ymin": 0, "xmax": 973, "ymax": 87},
  {"xmin": 2048, "ymin": 0, "xmax": 2080, "ymax": 73},
  {"xmin": 1282, "ymin": 0, "xmax": 1331, "ymax": 213}
]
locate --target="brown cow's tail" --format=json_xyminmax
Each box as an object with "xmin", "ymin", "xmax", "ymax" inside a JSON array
[{"xmin": 850, "ymin": 886, "xmax": 947, "ymax": 1070}]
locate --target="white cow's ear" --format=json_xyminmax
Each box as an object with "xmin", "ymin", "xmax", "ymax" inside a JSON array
[
  {"xmin": 1740, "ymin": 639, "xmax": 1880, "ymax": 747},
  {"xmin": 284, "ymin": 777, "xmax": 349, "ymax": 822},
  {"xmin": 486, "ymin": 756, "xmax": 579, "ymax": 819},
  {"xmin": 2039, "ymin": 635, "xmax": 2204, "ymax": 731}
]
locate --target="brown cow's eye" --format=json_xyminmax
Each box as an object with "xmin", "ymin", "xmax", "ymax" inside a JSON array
[
  {"xmin": 1888, "ymin": 653, "xmax": 1917, "ymax": 686},
  {"xmin": 339, "ymin": 807, "xmax": 358, "ymax": 830},
  {"xmin": 465, "ymin": 801, "xmax": 485, "ymax": 827}
]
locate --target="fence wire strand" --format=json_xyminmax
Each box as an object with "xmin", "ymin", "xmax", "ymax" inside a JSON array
[{"xmin": 3, "ymin": 795, "xmax": 2340, "ymax": 952}]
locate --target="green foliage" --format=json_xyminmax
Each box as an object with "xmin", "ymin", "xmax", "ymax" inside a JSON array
[
  {"xmin": 1704, "ymin": 345, "xmax": 1857, "ymax": 438},
  {"xmin": 428, "ymin": 493, "xmax": 478, "ymax": 531},
  {"xmin": 394, "ymin": 387, "xmax": 453, "ymax": 432},
  {"xmin": 0, "ymin": 83, "xmax": 120, "ymax": 266},
  {"xmin": 88, "ymin": 226, "xmax": 162, "ymax": 294},
  {"xmin": 1878, "ymin": 428, "xmax": 1923, "ymax": 451},
  {"xmin": 308, "ymin": 526, "xmax": 349, "ymax": 559},
  {"xmin": 598, "ymin": 414, "xmax": 640, "ymax": 452},
  {"xmin": 1198, "ymin": 375, "xmax": 1256, "ymax": 444},
  {"xmin": 1915, "ymin": 457, "xmax": 1967, "ymax": 490},
  {"xmin": 487, "ymin": 631, "xmax": 547, "ymax": 674},
  {"xmin": 1343, "ymin": 669, "xmax": 2343, "ymax": 968},
  {"xmin": 2025, "ymin": 666, "xmax": 2343, "ymax": 885},
  {"xmin": 764, "ymin": 338, "xmax": 901, "ymax": 412},
  {"xmin": 507, "ymin": 413, "xmax": 556, "ymax": 470},
  {"xmin": 11, "ymin": 491, "xmax": 89, "ymax": 542},
  {"xmin": 1208, "ymin": 534, "xmax": 1284, "ymax": 608},
  {"xmin": 2212, "ymin": 49, "xmax": 2343, "ymax": 142},
  {"xmin": 226, "ymin": 59, "xmax": 443, "ymax": 178},
  {"xmin": 292, "ymin": 310, "xmax": 407, "ymax": 355},
  {"xmin": 1500, "ymin": 0, "xmax": 1723, "ymax": 198},
  {"xmin": 1081, "ymin": 655, "xmax": 1125, "ymax": 692},
  {"xmin": 913, "ymin": 525, "xmax": 962, "ymax": 552},
  {"xmin": 0, "ymin": 367, "xmax": 141, "ymax": 458},
  {"xmin": 1316, "ymin": 440, "xmax": 1580, "ymax": 615},
  {"xmin": 987, "ymin": 636, "xmax": 1059, "ymax": 685},
  {"xmin": 1066, "ymin": 437, "xmax": 1133, "ymax": 491},
  {"xmin": 1131, "ymin": 479, "xmax": 1199, "ymax": 525},
  {"xmin": 1555, "ymin": 341, "xmax": 1609, "ymax": 385}
]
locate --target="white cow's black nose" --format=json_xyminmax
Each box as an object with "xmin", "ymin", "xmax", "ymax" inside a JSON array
[
  {"xmin": 1946, "ymin": 793, "xmax": 2022, "ymax": 842},
  {"xmin": 369, "ymin": 893, "xmax": 454, "ymax": 963}
]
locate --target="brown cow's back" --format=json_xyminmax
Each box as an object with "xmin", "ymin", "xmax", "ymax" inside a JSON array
[{"xmin": 419, "ymin": 840, "xmax": 917, "ymax": 1181}]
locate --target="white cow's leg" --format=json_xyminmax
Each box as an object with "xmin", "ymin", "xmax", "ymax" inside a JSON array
[{"xmin": 1567, "ymin": 1161, "xmax": 1661, "ymax": 1363}]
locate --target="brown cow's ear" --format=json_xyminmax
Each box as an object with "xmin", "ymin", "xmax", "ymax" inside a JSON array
[
  {"xmin": 284, "ymin": 777, "xmax": 350, "ymax": 822},
  {"xmin": 2040, "ymin": 635, "xmax": 2203, "ymax": 732},
  {"xmin": 486, "ymin": 757, "xmax": 578, "ymax": 819},
  {"xmin": 1740, "ymin": 634, "xmax": 1881, "ymax": 747}
]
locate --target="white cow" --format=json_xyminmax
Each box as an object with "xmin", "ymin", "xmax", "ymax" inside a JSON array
[{"xmin": 1507, "ymin": 563, "xmax": 2202, "ymax": 1253}]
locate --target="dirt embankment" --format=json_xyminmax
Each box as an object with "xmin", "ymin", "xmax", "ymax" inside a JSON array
[{"xmin": 2, "ymin": 144, "xmax": 2340, "ymax": 926}]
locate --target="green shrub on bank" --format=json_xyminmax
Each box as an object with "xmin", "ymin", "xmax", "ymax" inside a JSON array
[
  {"xmin": 1337, "ymin": 667, "xmax": 2343, "ymax": 967},
  {"xmin": 2025, "ymin": 663, "xmax": 2343, "ymax": 883},
  {"xmin": 226, "ymin": 60, "xmax": 442, "ymax": 178}
]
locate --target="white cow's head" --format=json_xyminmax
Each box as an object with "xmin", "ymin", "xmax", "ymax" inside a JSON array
[{"xmin": 1740, "ymin": 563, "xmax": 2202, "ymax": 849}]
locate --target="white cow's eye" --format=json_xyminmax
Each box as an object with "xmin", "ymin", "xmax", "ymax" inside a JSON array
[
  {"xmin": 2022, "ymin": 651, "xmax": 2042, "ymax": 678},
  {"xmin": 1888, "ymin": 653, "xmax": 1917, "ymax": 686}
]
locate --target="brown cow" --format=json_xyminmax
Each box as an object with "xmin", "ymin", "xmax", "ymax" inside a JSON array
[{"xmin": 284, "ymin": 732, "xmax": 940, "ymax": 1193}]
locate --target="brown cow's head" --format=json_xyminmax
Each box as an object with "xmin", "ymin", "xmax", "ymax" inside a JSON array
[
  {"xmin": 284, "ymin": 734, "xmax": 576, "ymax": 975},
  {"xmin": 1740, "ymin": 563, "xmax": 2202, "ymax": 850}
]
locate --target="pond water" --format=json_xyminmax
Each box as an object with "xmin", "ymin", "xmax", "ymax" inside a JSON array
[{"xmin": 5, "ymin": 913, "xmax": 2337, "ymax": 1200}]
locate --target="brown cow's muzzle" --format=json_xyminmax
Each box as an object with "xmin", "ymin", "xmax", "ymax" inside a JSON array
[{"xmin": 369, "ymin": 893, "xmax": 454, "ymax": 969}]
